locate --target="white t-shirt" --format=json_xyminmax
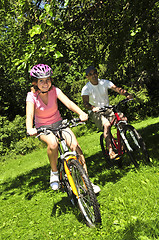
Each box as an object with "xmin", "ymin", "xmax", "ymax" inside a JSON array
[{"xmin": 81, "ymin": 79, "xmax": 114, "ymax": 108}]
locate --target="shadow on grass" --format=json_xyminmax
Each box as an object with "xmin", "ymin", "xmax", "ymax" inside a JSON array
[
  {"xmin": 0, "ymin": 154, "xmax": 131, "ymax": 199},
  {"xmin": 0, "ymin": 164, "xmax": 50, "ymax": 199},
  {"xmin": 115, "ymin": 218, "xmax": 159, "ymax": 240},
  {"xmin": 51, "ymin": 196, "xmax": 84, "ymax": 224},
  {"xmin": 137, "ymin": 122, "xmax": 159, "ymax": 160},
  {"xmin": 0, "ymin": 163, "xmax": 87, "ymax": 225},
  {"xmin": 85, "ymin": 151, "xmax": 135, "ymax": 186}
]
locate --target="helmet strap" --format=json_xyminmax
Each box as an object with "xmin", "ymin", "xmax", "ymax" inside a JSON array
[{"xmin": 36, "ymin": 85, "xmax": 52, "ymax": 99}]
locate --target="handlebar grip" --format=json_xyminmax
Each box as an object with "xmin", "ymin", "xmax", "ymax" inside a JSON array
[
  {"xmin": 37, "ymin": 129, "xmax": 42, "ymax": 134},
  {"xmin": 72, "ymin": 118, "xmax": 81, "ymax": 122},
  {"xmin": 37, "ymin": 128, "xmax": 48, "ymax": 134}
]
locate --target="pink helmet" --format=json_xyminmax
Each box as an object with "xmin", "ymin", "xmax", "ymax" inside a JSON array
[{"xmin": 30, "ymin": 64, "xmax": 53, "ymax": 78}]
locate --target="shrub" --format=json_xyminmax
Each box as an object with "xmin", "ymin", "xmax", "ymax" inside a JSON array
[
  {"xmin": 0, "ymin": 115, "xmax": 43, "ymax": 158},
  {"xmin": 12, "ymin": 137, "xmax": 44, "ymax": 155}
]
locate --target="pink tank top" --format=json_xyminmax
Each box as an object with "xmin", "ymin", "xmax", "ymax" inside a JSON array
[{"xmin": 26, "ymin": 86, "xmax": 62, "ymax": 128}]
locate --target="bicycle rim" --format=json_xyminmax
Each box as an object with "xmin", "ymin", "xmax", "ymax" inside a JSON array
[
  {"xmin": 70, "ymin": 160, "xmax": 101, "ymax": 227},
  {"xmin": 122, "ymin": 124, "xmax": 150, "ymax": 167}
]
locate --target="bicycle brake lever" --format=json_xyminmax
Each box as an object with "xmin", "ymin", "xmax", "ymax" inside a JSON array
[
  {"xmin": 62, "ymin": 119, "xmax": 68, "ymax": 125},
  {"xmin": 72, "ymin": 118, "xmax": 80, "ymax": 122}
]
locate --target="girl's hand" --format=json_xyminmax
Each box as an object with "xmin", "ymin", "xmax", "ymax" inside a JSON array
[
  {"xmin": 27, "ymin": 128, "xmax": 37, "ymax": 136},
  {"xmin": 79, "ymin": 112, "xmax": 88, "ymax": 121}
]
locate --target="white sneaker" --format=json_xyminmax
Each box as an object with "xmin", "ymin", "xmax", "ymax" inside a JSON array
[
  {"xmin": 50, "ymin": 170, "xmax": 59, "ymax": 190},
  {"xmin": 91, "ymin": 182, "xmax": 101, "ymax": 194}
]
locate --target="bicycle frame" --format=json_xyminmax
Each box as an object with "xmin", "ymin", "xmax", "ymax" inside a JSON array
[
  {"xmin": 54, "ymin": 130, "xmax": 80, "ymax": 198},
  {"xmin": 99, "ymin": 99, "xmax": 132, "ymax": 158},
  {"xmin": 57, "ymin": 128, "xmax": 101, "ymax": 227}
]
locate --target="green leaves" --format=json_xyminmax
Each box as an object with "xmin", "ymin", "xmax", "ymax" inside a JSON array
[
  {"xmin": 1, "ymin": 0, "xmax": 159, "ymax": 120},
  {"xmin": 44, "ymin": 3, "xmax": 54, "ymax": 17},
  {"xmin": 28, "ymin": 25, "xmax": 42, "ymax": 37},
  {"xmin": 130, "ymin": 27, "xmax": 142, "ymax": 37},
  {"xmin": 54, "ymin": 51, "xmax": 63, "ymax": 58},
  {"xmin": 64, "ymin": 0, "xmax": 69, "ymax": 7}
]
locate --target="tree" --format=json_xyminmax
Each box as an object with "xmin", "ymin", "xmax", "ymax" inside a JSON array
[{"xmin": 0, "ymin": 0, "xmax": 158, "ymax": 120}]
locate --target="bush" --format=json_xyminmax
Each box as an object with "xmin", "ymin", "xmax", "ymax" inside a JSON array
[
  {"xmin": 0, "ymin": 115, "xmax": 26, "ymax": 155},
  {"xmin": 12, "ymin": 137, "xmax": 44, "ymax": 155},
  {"xmin": 0, "ymin": 115, "xmax": 43, "ymax": 158}
]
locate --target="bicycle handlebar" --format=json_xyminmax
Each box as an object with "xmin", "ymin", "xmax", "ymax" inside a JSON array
[
  {"xmin": 36, "ymin": 118, "xmax": 85, "ymax": 136},
  {"xmin": 97, "ymin": 98, "xmax": 133, "ymax": 113}
]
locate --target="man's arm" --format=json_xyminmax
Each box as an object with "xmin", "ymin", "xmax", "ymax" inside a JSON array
[
  {"xmin": 82, "ymin": 95, "xmax": 94, "ymax": 110},
  {"xmin": 111, "ymin": 85, "xmax": 133, "ymax": 99}
]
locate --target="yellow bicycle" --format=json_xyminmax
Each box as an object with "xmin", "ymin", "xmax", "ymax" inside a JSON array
[{"xmin": 37, "ymin": 118, "xmax": 101, "ymax": 227}]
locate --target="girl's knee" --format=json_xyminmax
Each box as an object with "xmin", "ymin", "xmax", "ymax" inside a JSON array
[{"xmin": 48, "ymin": 142, "xmax": 58, "ymax": 151}]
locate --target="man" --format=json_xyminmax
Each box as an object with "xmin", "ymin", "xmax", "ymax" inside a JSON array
[{"xmin": 81, "ymin": 66, "xmax": 133, "ymax": 159}]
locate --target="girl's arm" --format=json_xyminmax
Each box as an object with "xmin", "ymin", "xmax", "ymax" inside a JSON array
[
  {"xmin": 58, "ymin": 91, "xmax": 88, "ymax": 121},
  {"xmin": 26, "ymin": 101, "xmax": 37, "ymax": 135}
]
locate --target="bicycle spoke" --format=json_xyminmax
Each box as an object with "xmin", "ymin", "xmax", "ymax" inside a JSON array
[
  {"xmin": 121, "ymin": 124, "xmax": 150, "ymax": 167},
  {"xmin": 70, "ymin": 160, "xmax": 101, "ymax": 227}
]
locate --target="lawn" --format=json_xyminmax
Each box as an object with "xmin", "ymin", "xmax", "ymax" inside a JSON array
[{"xmin": 0, "ymin": 117, "xmax": 159, "ymax": 240}]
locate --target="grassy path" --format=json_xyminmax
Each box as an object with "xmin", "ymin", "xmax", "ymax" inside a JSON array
[{"xmin": 0, "ymin": 117, "xmax": 159, "ymax": 240}]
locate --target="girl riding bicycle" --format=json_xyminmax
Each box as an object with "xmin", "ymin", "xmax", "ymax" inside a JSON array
[{"xmin": 26, "ymin": 64, "xmax": 100, "ymax": 193}]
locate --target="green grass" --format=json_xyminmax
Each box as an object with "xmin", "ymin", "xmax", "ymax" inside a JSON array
[{"xmin": 0, "ymin": 117, "xmax": 159, "ymax": 240}]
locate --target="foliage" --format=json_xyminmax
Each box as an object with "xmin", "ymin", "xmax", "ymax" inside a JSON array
[
  {"xmin": 12, "ymin": 136, "xmax": 43, "ymax": 155},
  {"xmin": 0, "ymin": 0, "xmax": 159, "ymax": 121},
  {"xmin": 0, "ymin": 115, "xmax": 43, "ymax": 157}
]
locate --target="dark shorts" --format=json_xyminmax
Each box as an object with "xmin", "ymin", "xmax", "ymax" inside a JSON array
[{"xmin": 37, "ymin": 120, "xmax": 63, "ymax": 135}]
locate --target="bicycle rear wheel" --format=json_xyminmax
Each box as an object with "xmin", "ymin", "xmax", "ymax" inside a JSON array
[
  {"xmin": 69, "ymin": 159, "xmax": 101, "ymax": 227},
  {"xmin": 121, "ymin": 124, "xmax": 150, "ymax": 167}
]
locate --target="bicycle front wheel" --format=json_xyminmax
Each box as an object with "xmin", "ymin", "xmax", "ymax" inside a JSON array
[
  {"xmin": 70, "ymin": 160, "xmax": 101, "ymax": 227},
  {"xmin": 121, "ymin": 124, "xmax": 150, "ymax": 167}
]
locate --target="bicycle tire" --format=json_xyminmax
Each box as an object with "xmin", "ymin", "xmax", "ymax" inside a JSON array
[
  {"xmin": 69, "ymin": 159, "xmax": 101, "ymax": 227},
  {"xmin": 120, "ymin": 124, "xmax": 150, "ymax": 167}
]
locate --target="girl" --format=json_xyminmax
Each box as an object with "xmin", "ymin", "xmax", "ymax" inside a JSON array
[{"xmin": 26, "ymin": 64, "xmax": 100, "ymax": 193}]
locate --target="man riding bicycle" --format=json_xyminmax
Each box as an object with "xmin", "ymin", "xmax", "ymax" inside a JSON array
[{"xmin": 81, "ymin": 66, "xmax": 133, "ymax": 160}]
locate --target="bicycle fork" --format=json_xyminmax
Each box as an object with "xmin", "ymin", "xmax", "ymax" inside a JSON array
[
  {"xmin": 118, "ymin": 127, "xmax": 133, "ymax": 152},
  {"xmin": 60, "ymin": 139, "xmax": 80, "ymax": 199},
  {"xmin": 64, "ymin": 156, "xmax": 79, "ymax": 198},
  {"xmin": 119, "ymin": 126, "xmax": 141, "ymax": 152}
]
